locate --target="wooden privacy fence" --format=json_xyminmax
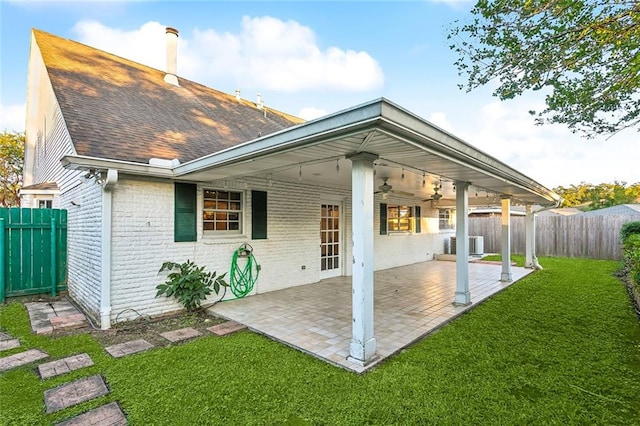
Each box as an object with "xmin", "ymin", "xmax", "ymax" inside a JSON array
[
  {"xmin": 469, "ymin": 215, "xmax": 640, "ymax": 260},
  {"xmin": 0, "ymin": 208, "xmax": 67, "ymax": 302}
]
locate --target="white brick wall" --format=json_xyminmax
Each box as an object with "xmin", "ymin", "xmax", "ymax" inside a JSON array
[
  {"xmin": 108, "ymin": 176, "xmax": 450, "ymax": 322},
  {"xmin": 64, "ymin": 181, "xmax": 103, "ymax": 321}
]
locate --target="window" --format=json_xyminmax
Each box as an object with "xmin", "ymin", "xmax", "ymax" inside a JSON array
[
  {"xmin": 439, "ymin": 208, "xmax": 455, "ymax": 230},
  {"xmin": 203, "ymin": 190, "xmax": 242, "ymax": 233},
  {"xmin": 38, "ymin": 199, "xmax": 52, "ymax": 209},
  {"xmin": 387, "ymin": 205, "xmax": 414, "ymax": 232}
]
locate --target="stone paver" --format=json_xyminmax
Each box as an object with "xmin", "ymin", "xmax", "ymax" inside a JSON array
[
  {"xmin": 206, "ymin": 321, "xmax": 247, "ymax": 336},
  {"xmin": 0, "ymin": 339, "xmax": 20, "ymax": 351},
  {"xmin": 105, "ymin": 339, "xmax": 153, "ymax": 358},
  {"xmin": 44, "ymin": 375, "xmax": 109, "ymax": 413},
  {"xmin": 25, "ymin": 300, "xmax": 88, "ymax": 335},
  {"xmin": 0, "ymin": 331, "xmax": 13, "ymax": 341},
  {"xmin": 56, "ymin": 402, "xmax": 127, "ymax": 426},
  {"xmin": 0, "ymin": 348, "xmax": 48, "ymax": 372},
  {"xmin": 160, "ymin": 327, "xmax": 202, "ymax": 342},
  {"xmin": 38, "ymin": 353, "xmax": 94, "ymax": 379},
  {"xmin": 209, "ymin": 261, "xmax": 533, "ymax": 372}
]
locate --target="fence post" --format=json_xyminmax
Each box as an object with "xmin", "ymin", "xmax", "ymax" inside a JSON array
[
  {"xmin": 0, "ymin": 218, "xmax": 4, "ymax": 304},
  {"xmin": 51, "ymin": 216, "xmax": 57, "ymax": 298}
]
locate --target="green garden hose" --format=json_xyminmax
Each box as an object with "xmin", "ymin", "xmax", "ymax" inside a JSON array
[{"xmin": 230, "ymin": 243, "xmax": 260, "ymax": 298}]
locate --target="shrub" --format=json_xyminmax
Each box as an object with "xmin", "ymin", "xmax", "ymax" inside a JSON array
[
  {"xmin": 156, "ymin": 260, "xmax": 228, "ymax": 311},
  {"xmin": 623, "ymin": 234, "xmax": 640, "ymax": 285},
  {"xmin": 620, "ymin": 221, "xmax": 640, "ymax": 243}
]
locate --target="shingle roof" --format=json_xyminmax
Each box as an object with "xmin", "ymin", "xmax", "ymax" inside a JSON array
[
  {"xmin": 582, "ymin": 204, "xmax": 640, "ymax": 216},
  {"xmin": 20, "ymin": 182, "xmax": 59, "ymax": 191},
  {"xmin": 34, "ymin": 29, "xmax": 304, "ymax": 165}
]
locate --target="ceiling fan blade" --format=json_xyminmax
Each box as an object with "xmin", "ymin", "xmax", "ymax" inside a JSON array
[{"xmin": 391, "ymin": 190, "xmax": 415, "ymax": 197}]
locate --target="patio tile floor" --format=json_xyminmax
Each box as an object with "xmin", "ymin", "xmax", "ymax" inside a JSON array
[{"xmin": 209, "ymin": 260, "xmax": 533, "ymax": 373}]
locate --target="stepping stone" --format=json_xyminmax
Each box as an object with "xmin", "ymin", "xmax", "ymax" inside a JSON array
[
  {"xmin": 0, "ymin": 331, "xmax": 13, "ymax": 341},
  {"xmin": 207, "ymin": 321, "xmax": 247, "ymax": 336},
  {"xmin": 38, "ymin": 353, "xmax": 94, "ymax": 379},
  {"xmin": 44, "ymin": 375, "xmax": 109, "ymax": 413},
  {"xmin": 0, "ymin": 349, "xmax": 48, "ymax": 372},
  {"xmin": 0, "ymin": 339, "xmax": 20, "ymax": 352},
  {"xmin": 56, "ymin": 402, "xmax": 126, "ymax": 426},
  {"xmin": 105, "ymin": 339, "xmax": 153, "ymax": 358},
  {"xmin": 160, "ymin": 327, "xmax": 202, "ymax": 342},
  {"xmin": 50, "ymin": 313, "xmax": 88, "ymax": 331}
]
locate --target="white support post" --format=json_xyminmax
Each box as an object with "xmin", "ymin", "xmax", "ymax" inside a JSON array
[
  {"xmin": 454, "ymin": 181, "xmax": 471, "ymax": 306},
  {"xmin": 500, "ymin": 196, "xmax": 513, "ymax": 282},
  {"xmin": 525, "ymin": 204, "xmax": 534, "ymax": 268},
  {"xmin": 347, "ymin": 152, "xmax": 378, "ymax": 365}
]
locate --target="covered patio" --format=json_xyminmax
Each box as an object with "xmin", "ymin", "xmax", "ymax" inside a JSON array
[{"xmin": 209, "ymin": 260, "xmax": 533, "ymax": 373}]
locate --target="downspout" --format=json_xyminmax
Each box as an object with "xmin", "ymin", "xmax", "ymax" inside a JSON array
[{"xmin": 100, "ymin": 169, "xmax": 118, "ymax": 329}]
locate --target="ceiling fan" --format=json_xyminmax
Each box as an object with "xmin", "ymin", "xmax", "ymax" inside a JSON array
[
  {"xmin": 422, "ymin": 185, "xmax": 443, "ymax": 202},
  {"xmin": 374, "ymin": 177, "xmax": 414, "ymax": 198}
]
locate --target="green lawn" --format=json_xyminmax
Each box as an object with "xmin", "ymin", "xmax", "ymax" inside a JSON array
[{"xmin": 1, "ymin": 257, "xmax": 639, "ymax": 425}]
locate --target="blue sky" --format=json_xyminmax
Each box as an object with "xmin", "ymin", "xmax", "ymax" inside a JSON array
[{"xmin": 0, "ymin": 0, "xmax": 637, "ymax": 189}]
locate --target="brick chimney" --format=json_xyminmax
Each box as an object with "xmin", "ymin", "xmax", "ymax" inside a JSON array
[{"xmin": 164, "ymin": 27, "xmax": 179, "ymax": 86}]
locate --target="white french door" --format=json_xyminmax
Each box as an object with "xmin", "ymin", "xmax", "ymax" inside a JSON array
[{"xmin": 320, "ymin": 203, "xmax": 342, "ymax": 279}]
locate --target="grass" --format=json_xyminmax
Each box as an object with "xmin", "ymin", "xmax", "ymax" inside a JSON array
[
  {"xmin": 1, "ymin": 257, "xmax": 639, "ymax": 425},
  {"xmin": 480, "ymin": 253, "xmax": 525, "ymax": 266}
]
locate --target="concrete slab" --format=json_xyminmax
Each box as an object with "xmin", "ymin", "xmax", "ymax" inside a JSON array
[
  {"xmin": 105, "ymin": 339, "xmax": 153, "ymax": 358},
  {"xmin": 0, "ymin": 348, "xmax": 48, "ymax": 372},
  {"xmin": 44, "ymin": 375, "xmax": 109, "ymax": 413},
  {"xmin": 159, "ymin": 327, "xmax": 202, "ymax": 342},
  {"xmin": 38, "ymin": 353, "xmax": 94, "ymax": 379},
  {"xmin": 206, "ymin": 321, "xmax": 246, "ymax": 336},
  {"xmin": 0, "ymin": 339, "xmax": 20, "ymax": 352},
  {"xmin": 55, "ymin": 402, "xmax": 127, "ymax": 426}
]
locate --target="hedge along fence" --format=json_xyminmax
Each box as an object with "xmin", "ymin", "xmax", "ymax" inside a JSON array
[{"xmin": 469, "ymin": 214, "xmax": 640, "ymax": 260}]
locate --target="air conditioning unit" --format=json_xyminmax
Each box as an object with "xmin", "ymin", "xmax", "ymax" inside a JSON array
[
  {"xmin": 450, "ymin": 236, "xmax": 484, "ymax": 255},
  {"xmin": 469, "ymin": 236, "xmax": 484, "ymax": 255}
]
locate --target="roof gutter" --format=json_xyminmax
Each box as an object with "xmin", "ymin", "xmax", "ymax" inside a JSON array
[{"xmin": 61, "ymin": 155, "xmax": 175, "ymax": 178}]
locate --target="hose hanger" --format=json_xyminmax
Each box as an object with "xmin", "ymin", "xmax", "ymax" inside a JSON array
[{"xmin": 236, "ymin": 242, "xmax": 253, "ymax": 258}]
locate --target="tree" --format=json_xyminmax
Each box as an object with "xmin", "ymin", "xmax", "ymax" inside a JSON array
[
  {"xmin": 0, "ymin": 131, "xmax": 24, "ymax": 207},
  {"xmin": 449, "ymin": 0, "xmax": 640, "ymax": 137},
  {"xmin": 553, "ymin": 181, "xmax": 640, "ymax": 209}
]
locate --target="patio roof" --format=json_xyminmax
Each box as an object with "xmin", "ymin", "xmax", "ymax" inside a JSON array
[{"xmin": 63, "ymin": 98, "xmax": 560, "ymax": 206}]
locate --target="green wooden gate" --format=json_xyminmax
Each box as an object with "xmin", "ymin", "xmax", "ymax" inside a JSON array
[{"xmin": 0, "ymin": 208, "xmax": 68, "ymax": 302}]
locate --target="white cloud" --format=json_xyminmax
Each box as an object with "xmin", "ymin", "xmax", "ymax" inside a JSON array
[
  {"xmin": 298, "ymin": 107, "xmax": 328, "ymax": 121},
  {"xmin": 449, "ymin": 100, "xmax": 640, "ymax": 188},
  {"xmin": 0, "ymin": 103, "xmax": 26, "ymax": 132},
  {"xmin": 428, "ymin": 112, "xmax": 454, "ymax": 133},
  {"xmin": 72, "ymin": 17, "xmax": 384, "ymax": 93}
]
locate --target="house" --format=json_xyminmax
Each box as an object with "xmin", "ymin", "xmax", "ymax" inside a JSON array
[
  {"xmin": 22, "ymin": 27, "xmax": 560, "ymax": 365},
  {"xmin": 581, "ymin": 204, "xmax": 640, "ymax": 217}
]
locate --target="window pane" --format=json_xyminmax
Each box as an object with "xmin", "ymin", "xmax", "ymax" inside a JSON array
[
  {"xmin": 229, "ymin": 213, "xmax": 239, "ymax": 220},
  {"xmin": 203, "ymin": 211, "xmax": 215, "ymax": 220},
  {"xmin": 204, "ymin": 200, "xmax": 216, "ymax": 209},
  {"xmin": 230, "ymin": 202, "xmax": 241, "ymax": 210},
  {"xmin": 230, "ymin": 192, "xmax": 241, "ymax": 200},
  {"xmin": 321, "ymin": 232, "xmax": 327, "ymax": 243},
  {"xmin": 218, "ymin": 191, "xmax": 229, "ymax": 200},
  {"xmin": 215, "ymin": 222, "xmax": 227, "ymax": 231},
  {"xmin": 327, "ymin": 257, "xmax": 333, "ymax": 269},
  {"xmin": 203, "ymin": 222, "xmax": 214, "ymax": 230},
  {"xmin": 328, "ymin": 245, "xmax": 333, "ymax": 256},
  {"xmin": 229, "ymin": 222, "xmax": 239, "ymax": 230},
  {"xmin": 217, "ymin": 201, "xmax": 228, "ymax": 209}
]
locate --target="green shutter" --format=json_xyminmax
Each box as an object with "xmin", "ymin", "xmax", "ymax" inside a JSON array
[
  {"xmin": 251, "ymin": 190, "xmax": 268, "ymax": 240},
  {"xmin": 380, "ymin": 203, "xmax": 387, "ymax": 235},
  {"xmin": 174, "ymin": 183, "xmax": 197, "ymax": 242},
  {"xmin": 415, "ymin": 206, "xmax": 421, "ymax": 233}
]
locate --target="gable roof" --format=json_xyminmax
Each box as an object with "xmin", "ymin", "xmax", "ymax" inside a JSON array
[{"xmin": 33, "ymin": 29, "xmax": 303, "ymax": 165}]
